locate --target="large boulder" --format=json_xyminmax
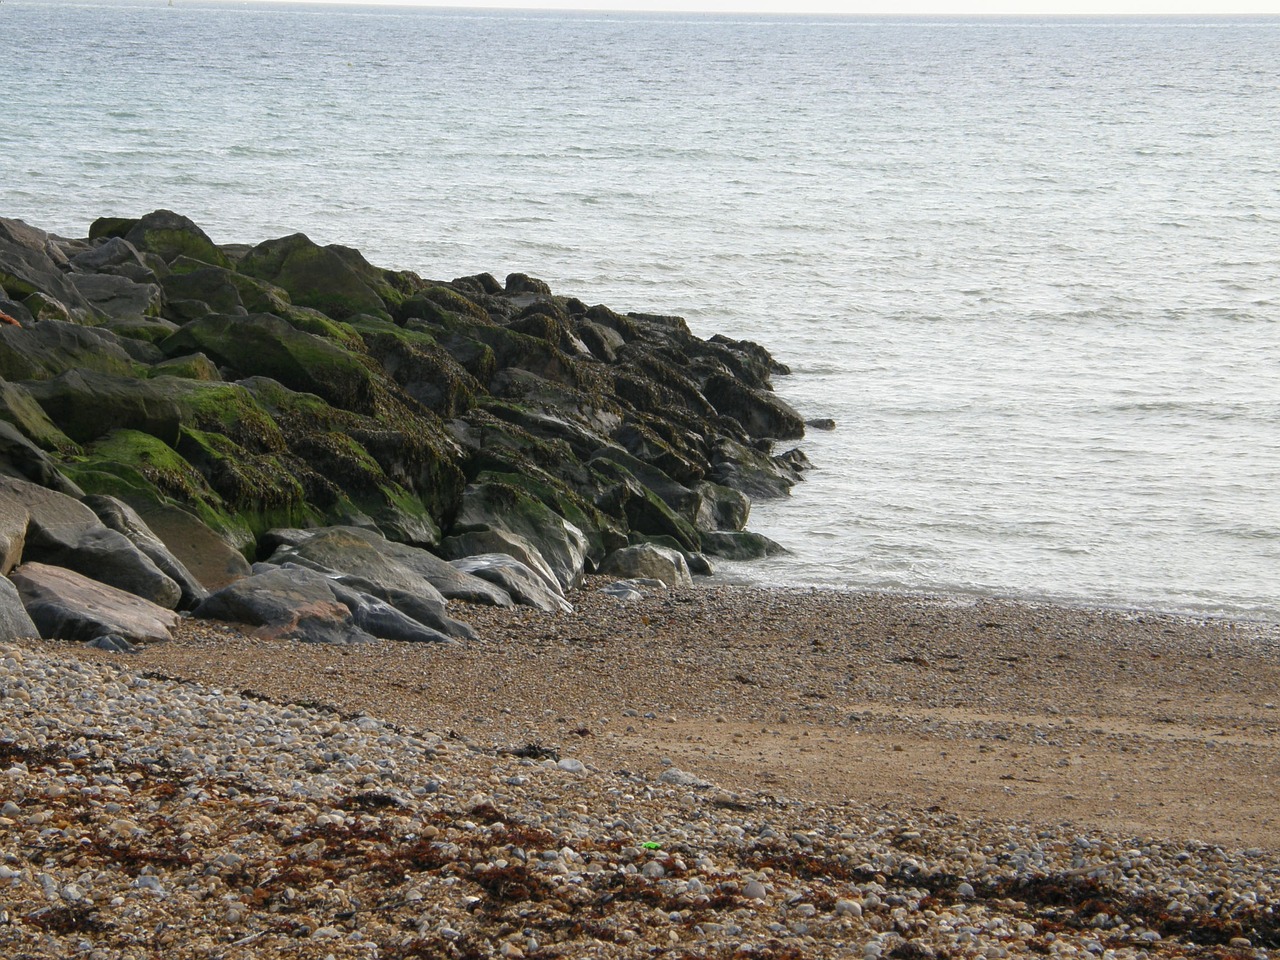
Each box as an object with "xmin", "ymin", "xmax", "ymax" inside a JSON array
[
  {"xmin": 160, "ymin": 313, "xmax": 383, "ymax": 415},
  {"xmin": 449, "ymin": 479, "xmax": 589, "ymax": 592},
  {"xmin": 597, "ymin": 543, "xmax": 693, "ymax": 588},
  {"xmin": 82, "ymin": 494, "xmax": 208, "ymax": 609},
  {"xmin": 0, "ymin": 320, "xmax": 136, "ymax": 383},
  {"xmin": 194, "ymin": 563, "xmax": 457, "ymax": 645},
  {"xmin": 0, "ymin": 476, "xmax": 182, "ymax": 608},
  {"xmin": 0, "ymin": 576, "xmax": 38, "ymax": 641},
  {"xmin": 129, "ymin": 500, "xmax": 252, "ymax": 590},
  {"xmin": 0, "ymin": 218, "xmax": 91, "ymax": 317},
  {"xmin": 699, "ymin": 529, "xmax": 787, "ymax": 561},
  {"xmin": 266, "ymin": 525, "xmax": 511, "ymax": 608},
  {"xmin": 437, "ymin": 527, "xmax": 562, "ymax": 598},
  {"xmin": 0, "ymin": 420, "xmax": 83, "ymax": 497},
  {"xmin": 10, "ymin": 562, "xmax": 180, "ymax": 644},
  {"xmin": 120, "ymin": 210, "xmax": 232, "ymax": 268},
  {"xmin": 66, "ymin": 273, "xmax": 162, "ymax": 321},
  {"xmin": 449, "ymin": 554, "xmax": 572, "ymax": 613},
  {"xmin": 236, "ymin": 233, "xmax": 393, "ymax": 321}
]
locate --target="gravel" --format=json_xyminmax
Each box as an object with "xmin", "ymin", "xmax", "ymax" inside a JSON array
[{"xmin": 2, "ymin": 580, "xmax": 1278, "ymax": 958}]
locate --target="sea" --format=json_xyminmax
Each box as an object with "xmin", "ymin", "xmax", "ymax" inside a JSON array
[{"xmin": 4, "ymin": 1, "xmax": 1279, "ymax": 622}]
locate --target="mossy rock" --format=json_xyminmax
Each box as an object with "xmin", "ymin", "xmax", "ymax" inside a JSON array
[
  {"xmin": 239, "ymin": 376, "xmax": 465, "ymax": 533},
  {"xmin": 88, "ymin": 217, "xmax": 138, "ymax": 241},
  {"xmin": 149, "ymin": 353, "xmax": 222, "ymax": 382},
  {"xmin": 124, "ymin": 210, "xmax": 231, "ymax": 268},
  {"xmin": 474, "ymin": 469, "xmax": 617, "ymax": 565},
  {"xmin": 396, "ymin": 285, "xmax": 490, "ymax": 325},
  {"xmin": 0, "ymin": 320, "xmax": 138, "ymax": 382},
  {"xmin": 160, "ymin": 313, "xmax": 383, "ymax": 415},
  {"xmin": 160, "ymin": 261, "xmax": 246, "ymax": 315},
  {"xmin": 0, "ymin": 380, "xmax": 79, "ymax": 454},
  {"xmin": 348, "ymin": 317, "xmax": 481, "ymax": 418},
  {"xmin": 164, "ymin": 378, "xmax": 287, "ymax": 452},
  {"xmin": 22, "ymin": 369, "xmax": 185, "ymax": 446},
  {"xmin": 699, "ymin": 530, "xmax": 787, "ymax": 561},
  {"xmin": 237, "ymin": 233, "xmax": 391, "ymax": 321},
  {"xmin": 60, "ymin": 428, "xmax": 253, "ymax": 550},
  {"xmin": 450, "ymin": 478, "xmax": 588, "ymax": 590}
]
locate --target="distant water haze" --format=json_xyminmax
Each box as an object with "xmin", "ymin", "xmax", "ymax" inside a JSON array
[{"xmin": 5, "ymin": 1, "xmax": 1278, "ymax": 619}]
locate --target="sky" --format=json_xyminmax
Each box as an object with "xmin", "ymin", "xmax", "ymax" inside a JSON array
[{"xmin": 278, "ymin": 0, "xmax": 1280, "ymax": 13}]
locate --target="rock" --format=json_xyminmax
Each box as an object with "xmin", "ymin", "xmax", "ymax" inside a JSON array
[
  {"xmin": 331, "ymin": 580, "xmax": 476, "ymax": 641},
  {"xmin": 0, "ymin": 491, "xmax": 27, "ymax": 575},
  {"xmin": 236, "ymin": 232, "xmax": 392, "ymax": 321},
  {"xmin": 686, "ymin": 552, "xmax": 715, "ymax": 576},
  {"xmin": 449, "ymin": 554, "xmax": 571, "ymax": 613},
  {"xmin": 438, "ymin": 528, "xmax": 562, "ymax": 598},
  {"xmin": 657, "ymin": 768, "xmax": 714, "ymax": 789},
  {"xmin": 128, "ymin": 501, "xmax": 251, "ymax": 590},
  {"xmin": 710, "ymin": 437, "xmax": 808, "ymax": 500},
  {"xmin": 0, "ymin": 380, "xmax": 79, "ymax": 455},
  {"xmin": 599, "ymin": 581, "xmax": 644, "ymax": 602},
  {"xmin": 10, "ymin": 562, "xmax": 180, "ymax": 644},
  {"xmin": 450, "ymin": 480, "xmax": 589, "ymax": 592},
  {"xmin": 192, "ymin": 564, "xmax": 372, "ymax": 645},
  {"xmin": 160, "ymin": 312, "xmax": 384, "ymax": 416},
  {"xmin": 122, "ymin": 209, "xmax": 231, "ymax": 268},
  {"xmin": 81, "ymin": 495, "xmax": 208, "ymax": 609},
  {"xmin": 597, "ymin": 543, "xmax": 692, "ymax": 588},
  {"xmin": 0, "ymin": 576, "xmax": 39, "ymax": 641},
  {"xmin": 699, "ymin": 530, "xmax": 787, "ymax": 561},
  {"xmin": 326, "ymin": 580, "xmax": 456, "ymax": 644},
  {"xmin": 85, "ymin": 633, "xmax": 140, "ymax": 654},
  {"xmin": 68, "ymin": 236, "xmax": 152, "ymax": 277},
  {"xmin": 0, "ymin": 217, "xmax": 91, "ymax": 318},
  {"xmin": 0, "ymin": 420, "xmax": 83, "ymax": 498},
  {"xmin": 266, "ymin": 525, "xmax": 511, "ymax": 608},
  {"xmin": 65, "ymin": 273, "xmax": 162, "ymax": 321},
  {"xmin": 0, "ymin": 319, "xmax": 136, "ymax": 383},
  {"xmin": 0, "ymin": 476, "xmax": 182, "ymax": 608},
  {"xmin": 805, "ymin": 417, "xmax": 836, "ymax": 431}
]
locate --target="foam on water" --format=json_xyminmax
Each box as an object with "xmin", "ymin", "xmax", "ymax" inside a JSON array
[{"xmin": 5, "ymin": 1, "xmax": 1279, "ymax": 619}]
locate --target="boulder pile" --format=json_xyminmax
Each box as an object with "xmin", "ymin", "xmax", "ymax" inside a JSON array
[{"xmin": 0, "ymin": 210, "xmax": 809, "ymax": 644}]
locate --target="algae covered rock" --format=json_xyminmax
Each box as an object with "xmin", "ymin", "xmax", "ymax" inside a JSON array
[{"xmin": 0, "ymin": 209, "xmax": 811, "ymax": 621}]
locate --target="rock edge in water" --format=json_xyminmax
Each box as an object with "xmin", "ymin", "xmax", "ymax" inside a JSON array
[{"xmin": 0, "ymin": 210, "xmax": 809, "ymax": 642}]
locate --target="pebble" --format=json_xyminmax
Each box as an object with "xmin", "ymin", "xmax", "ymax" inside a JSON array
[{"xmin": 1, "ymin": 638, "xmax": 1276, "ymax": 960}]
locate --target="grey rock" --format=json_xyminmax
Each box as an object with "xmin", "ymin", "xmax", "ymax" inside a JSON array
[
  {"xmin": 0, "ymin": 492, "xmax": 27, "ymax": 575},
  {"xmin": 10, "ymin": 562, "xmax": 180, "ymax": 644},
  {"xmin": 129, "ymin": 500, "xmax": 252, "ymax": 590},
  {"xmin": 86, "ymin": 633, "xmax": 140, "ymax": 654},
  {"xmin": 82, "ymin": 495, "xmax": 208, "ymax": 609},
  {"xmin": 269, "ymin": 525, "xmax": 512, "ymax": 608},
  {"xmin": 439, "ymin": 528, "xmax": 562, "ymax": 597},
  {"xmin": 449, "ymin": 553, "xmax": 571, "ymax": 613},
  {"xmin": 194, "ymin": 563, "xmax": 457, "ymax": 645},
  {"xmin": 0, "ymin": 218, "xmax": 92, "ymax": 318},
  {"xmin": 699, "ymin": 530, "xmax": 787, "ymax": 561},
  {"xmin": 66, "ymin": 273, "xmax": 162, "ymax": 321},
  {"xmin": 0, "ymin": 476, "xmax": 182, "ymax": 608},
  {"xmin": 68, "ymin": 236, "xmax": 150, "ymax": 276},
  {"xmin": 598, "ymin": 543, "xmax": 693, "ymax": 588},
  {"xmin": 0, "ymin": 576, "xmax": 39, "ymax": 641},
  {"xmin": 451, "ymin": 480, "xmax": 589, "ymax": 592},
  {"xmin": 686, "ymin": 552, "xmax": 715, "ymax": 576},
  {"xmin": 599, "ymin": 581, "xmax": 644, "ymax": 602}
]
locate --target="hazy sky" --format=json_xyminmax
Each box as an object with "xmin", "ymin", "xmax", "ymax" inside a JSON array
[{"xmin": 292, "ymin": 0, "xmax": 1280, "ymax": 13}]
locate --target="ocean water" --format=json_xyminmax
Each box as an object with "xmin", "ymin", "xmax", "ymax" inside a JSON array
[{"xmin": 4, "ymin": 1, "xmax": 1279, "ymax": 620}]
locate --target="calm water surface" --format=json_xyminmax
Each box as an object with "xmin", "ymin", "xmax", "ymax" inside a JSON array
[{"xmin": 5, "ymin": 2, "xmax": 1279, "ymax": 619}]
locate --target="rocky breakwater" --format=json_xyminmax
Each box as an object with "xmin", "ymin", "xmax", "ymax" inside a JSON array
[{"xmin": 0, "ymin": 210, "xmax": 809, "ymax": 645}]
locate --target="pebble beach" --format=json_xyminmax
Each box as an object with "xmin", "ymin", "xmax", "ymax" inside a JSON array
[{"xmin": 3, "ymin": 582, "xmax": 1278, "ymax": 958}]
